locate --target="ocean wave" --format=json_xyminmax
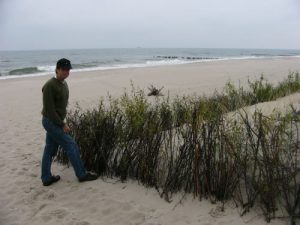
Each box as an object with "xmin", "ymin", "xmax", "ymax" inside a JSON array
[
  {"xmin": 72, "ymin": 63, "xmax": 98, "ymax": 69},
  {"xmin": 155, "ymin": 56, "xmax": 218, "ymax": 60},
  {"xmin": 37, "ymin": 65, "xmax": 55, "ymax": 72},
  {"xmin": 251, "ymin": 52, "xmax": 300, "ymax": 57},
  {"xmin": 146, "ymin": 59, "xmax": 194, "ymax": 66},
  {"xmin": 1, "ymin": 54, "xmax": 300, "ymax": 80},
  {"xmin": 8, "ymin": 67, "xmax": 44, "ymax": 75}
]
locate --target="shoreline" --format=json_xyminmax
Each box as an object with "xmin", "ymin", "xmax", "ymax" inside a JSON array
[
  {"xmin": 2, "ymin": 47, "xmax": 300, "ymax": 79},
  {"xmin": 1, "ymin": 56, "xmax": 300, "ymax": 81}
]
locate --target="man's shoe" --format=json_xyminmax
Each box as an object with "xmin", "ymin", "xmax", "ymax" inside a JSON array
[
  {"xmin": 78, "ymin": 172, "xmax": 98, "ymax": 182},
  {"xmin": 43, "ymin": 175, "xmax": 60, "ymax": 186}
]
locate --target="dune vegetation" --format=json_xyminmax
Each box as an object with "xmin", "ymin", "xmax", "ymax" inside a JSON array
[{"xmin": 57, "ymin": 72, "xmax": 300, "ymax": 224}]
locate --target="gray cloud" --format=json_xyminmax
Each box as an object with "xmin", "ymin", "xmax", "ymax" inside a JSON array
[{"xmin": 1, "ymin": 0, "xmax": 299, "ymax": 50}]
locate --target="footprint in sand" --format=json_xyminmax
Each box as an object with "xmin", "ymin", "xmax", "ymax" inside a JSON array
[
  {"xmin": 49, "ymin": 208, "xmax": 69, "ymax": 219},
  {"xmin": 45, "ymin": 191, "xmax": 56, "ymax": 200},
  {"xmin": 29, "ymin": 189, "xmax": 47, "ymax": 201},
  {"xmin": 24, "ymin": 186, "xmax": 34, "ymax": 193},
  {"xmin": 41, "ymin": 208, "xmax": 69, "ymax": 221}
]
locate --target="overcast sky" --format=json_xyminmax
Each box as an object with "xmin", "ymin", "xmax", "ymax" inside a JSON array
[{"xmin": 1, "ymin": 0, "xmax": 300, "ymax": 50}]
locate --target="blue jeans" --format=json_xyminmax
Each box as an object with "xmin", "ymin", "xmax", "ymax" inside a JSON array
[{"xmin": 41, "ymin": 117, "xmax": 86, "ymax": 183}]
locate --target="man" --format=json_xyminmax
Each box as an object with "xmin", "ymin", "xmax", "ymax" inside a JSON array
[{"xmin": 41, "ymin": 58, "xmax": 98, "ymax": 186}]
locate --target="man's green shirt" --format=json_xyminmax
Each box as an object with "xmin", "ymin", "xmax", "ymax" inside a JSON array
[{"xmin": 42, "ymin": 77, "xmax": 69, "ymax": 126}]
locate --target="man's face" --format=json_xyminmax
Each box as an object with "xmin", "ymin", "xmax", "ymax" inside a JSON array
[{"xmin": 56, "ymin": 68, "xmax": 70, "ymax": 80}]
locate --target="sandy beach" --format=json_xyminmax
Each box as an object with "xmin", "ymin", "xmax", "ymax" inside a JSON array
[{"xmin": 1, "ymin": 57, "xmax": 300, "ymax": 225}]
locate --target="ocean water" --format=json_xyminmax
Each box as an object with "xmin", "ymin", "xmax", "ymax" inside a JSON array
[{"xmin": 0, "ymin": 48, "xmax": 300, "ymax": 79}]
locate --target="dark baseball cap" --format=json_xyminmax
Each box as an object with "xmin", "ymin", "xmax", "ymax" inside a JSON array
[{"xmin": 56, "ymin": 58, "xmax": 72, "ymax": 70}]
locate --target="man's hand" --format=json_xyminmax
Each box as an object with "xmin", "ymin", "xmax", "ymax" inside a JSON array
[{"xmin": 63, "ymin": 123, "xmax": 71, "ymax": 133}]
